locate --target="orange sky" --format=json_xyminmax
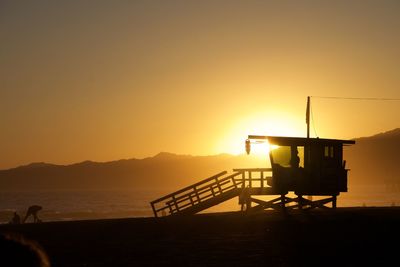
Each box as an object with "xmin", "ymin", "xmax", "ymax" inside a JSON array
[{"xmin": 1, "ymin": 1, "xmax": 399, "ymax": 169}]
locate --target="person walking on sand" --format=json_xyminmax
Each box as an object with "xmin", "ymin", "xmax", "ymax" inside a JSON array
[{"xmin": 23, "ymin": 205, "xmax": 42, "ymax": 223}]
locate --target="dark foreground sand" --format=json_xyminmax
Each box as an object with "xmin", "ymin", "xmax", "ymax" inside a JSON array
[{"xmin": 1, "ymin": 207, "xmax": 400, "ymax": 267}]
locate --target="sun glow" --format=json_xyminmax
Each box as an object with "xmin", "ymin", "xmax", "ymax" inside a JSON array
[
  {"xmin": 215, "ymin": 111, "xmax": 305, "ymax": 156},
  {"xmin": 248, "ymin": 141, "xmax": 270, "ymax": 155}
]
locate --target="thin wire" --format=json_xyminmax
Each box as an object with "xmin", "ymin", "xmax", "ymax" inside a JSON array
[
  {"xmin": 311, "ymin": 96, "xmax": 400, "ymax": 101},
  {"xmin": 309, "ymin": 95, "xmax": 399, "ymax": 138}
]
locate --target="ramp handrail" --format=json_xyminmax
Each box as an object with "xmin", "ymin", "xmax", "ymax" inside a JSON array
[
  {"xmin": 151, "ymin": 171, "xmax": 227, "ymax": 204},
  {"xmin": 150, "ymin": 168, "xmax": 273, "ymax": 217},
  {"xmin": 151, "ymin": 171, "xmax": 243, "ymax": 217}
]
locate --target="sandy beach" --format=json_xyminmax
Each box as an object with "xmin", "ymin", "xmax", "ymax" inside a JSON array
[{"xmin": 1, "ymin": 207, "xmax": 400, "ymax": 266}]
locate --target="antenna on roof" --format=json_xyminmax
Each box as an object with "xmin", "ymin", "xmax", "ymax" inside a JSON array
[{"xmin": 306, "ymin": 96, "xmax": 310, "ymax": 138}]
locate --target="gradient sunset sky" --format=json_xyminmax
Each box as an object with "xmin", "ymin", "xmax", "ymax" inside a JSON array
[{"xmin": 1, "ymin": 1, "xmax": 399, "ymax": 169}]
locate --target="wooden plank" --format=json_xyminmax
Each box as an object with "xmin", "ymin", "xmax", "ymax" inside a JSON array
[
  {"xmin": 189, "ymin": 194, "xmax": 194, "ymax": 206},
  {"xmin": 172, "ymin": 188, "xmax": 242, "ymax": 216},
  {"xmin": 216, "ymin": 178, "xmax": 222, "ymax": 194},
  {"xmin": 232, "ymin": 176, "xmax": 237, "ymax": 188},
  {"xmin": 249, "ymin": 171, "xmax": 252, "ymax": 188},
  {"xmin": 248, "ymin": 135, "xmax": 355, "ymax": 145},
  {"xmin": 248, "ymin": 196, "xmax": 287, "ymax": 211},
  {"xmin": 167, "ymin": 203, "xmax": 173, "ymax": 214},
  {"xmin": 211, "ymin": 186, "xmax": 215, "ymax": 197},
  {"xmin": 260, "ymin": 171, "xmax": 264, "ymax": 188},
  {"xmin": 233, "ymin": 168, "xmax": 272, "ymax": 172},
  {"xmin": 152, "ymin": 171, "xmax": 242, "ymax": 214},
  {"xmin": 172, "ymin": 196, "xmax": 179, "ymax": 212},
  {"xmin": 194, "ymin": 187, "xmax": 200, "ymax": 203},
  {"xmin": 167, "ymin": 180, "xmax": 234, "ymax": 210}
]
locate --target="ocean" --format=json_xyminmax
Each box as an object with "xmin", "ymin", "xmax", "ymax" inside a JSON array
[
  {"xmin": 1, "ymin": 184, "xmax": 400, "ymax": 224},
  {"xmin": 0, "ymin": 189, "xmax": 161, "ymax": 224}
]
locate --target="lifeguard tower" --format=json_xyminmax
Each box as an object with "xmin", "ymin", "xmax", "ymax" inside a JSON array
[{"xmin": 150, "ymin": 97, "xmax": 355, "ymax": 217}]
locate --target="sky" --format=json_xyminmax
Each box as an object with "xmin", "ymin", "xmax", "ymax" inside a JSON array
[{"xmin": 1, "ymin": 1, "xmax": 399, "ymax": 169}]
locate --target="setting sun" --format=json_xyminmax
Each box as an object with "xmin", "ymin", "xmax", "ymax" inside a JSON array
[
  {"xmin": 214, "ymin": 111, "xmax": 306, "ymax": 156},
  {"xmin": 247, "ymin": 140, "xmax": 271, "ymax": 156}
]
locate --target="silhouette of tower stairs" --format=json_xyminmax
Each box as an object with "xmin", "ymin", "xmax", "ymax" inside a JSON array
[{"xmin": 150, "ymin": 168, "xmax": 273, "ymax": 217}]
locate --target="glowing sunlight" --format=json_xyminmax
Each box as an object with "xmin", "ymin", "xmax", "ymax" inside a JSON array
[{"xmin": 216, "ymin": 112, "xmax": 305, "ymax": 156}]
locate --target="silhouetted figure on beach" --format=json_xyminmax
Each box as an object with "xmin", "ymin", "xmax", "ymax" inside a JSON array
[
  {"xmin": 10, "ymin": 212, "xmax": 21, "ymax": 224},
  {"xmin": 23, "ymin": 205, "xmax": 42, "ymax": 223},
  {"xmin": 0, "ymin": 233, "xmax": 50, "ymax": 267}
]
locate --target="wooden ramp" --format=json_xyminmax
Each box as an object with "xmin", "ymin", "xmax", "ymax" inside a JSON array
[{"xmin": 150, "ymin": 169, "xmax": 272, "ymax": 217}]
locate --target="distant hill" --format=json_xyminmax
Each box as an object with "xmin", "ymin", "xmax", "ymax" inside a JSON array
[
  {"xmin": 0, "ymin": 152, "xmax": 266, "ymax": 191},
  {"xmin": 1, "ymin": 128, "xmax": 399, "ymax": 191},
  {"xmin": 345, "ymin": 128, "xmax": 400, "ymax": 187}
]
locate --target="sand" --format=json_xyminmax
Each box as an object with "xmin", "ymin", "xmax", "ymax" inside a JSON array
[{"xmin": 1, "ymin": 207, "xmax": 400, "ymax": 267}]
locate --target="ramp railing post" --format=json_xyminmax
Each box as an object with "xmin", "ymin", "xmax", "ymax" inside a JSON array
[
  {"xmin": 151, "ymin": 202, "xmax": 157, "ymax": 218},
  {"xmin": 211, "ymin": 186, "xmax": 216, "ymax": 197},
  {"xmin": 249, "ymin": 171, "xmax": 252, "ymax": 188},
  {"xmin": 172, "ymin": 195, "xmax": 179, "ymax": 213},
  {"xmin": 215, "ymin": 177, "xmax": 222, "ymax": 194},
  {"xmin": 194, "ymin": 186, "xmax": 200, "ymax": 203}
]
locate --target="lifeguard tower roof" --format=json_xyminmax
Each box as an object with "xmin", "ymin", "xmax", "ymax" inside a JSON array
[{"xmin": 248, "ymin": 135, "xmax": 355, "ymax": 146}]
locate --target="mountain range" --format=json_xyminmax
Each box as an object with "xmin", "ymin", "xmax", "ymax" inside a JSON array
[
  {"xmin": 345, "ymin": 128, "xmax": 400, "ymax": 187},
  {"xmin": 0, "ymin": 152, "xmax": 266, "ymax": 191},
  {"xmin": 0, "ymin": 128, "xmax": 399, "ymax": 191}
]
